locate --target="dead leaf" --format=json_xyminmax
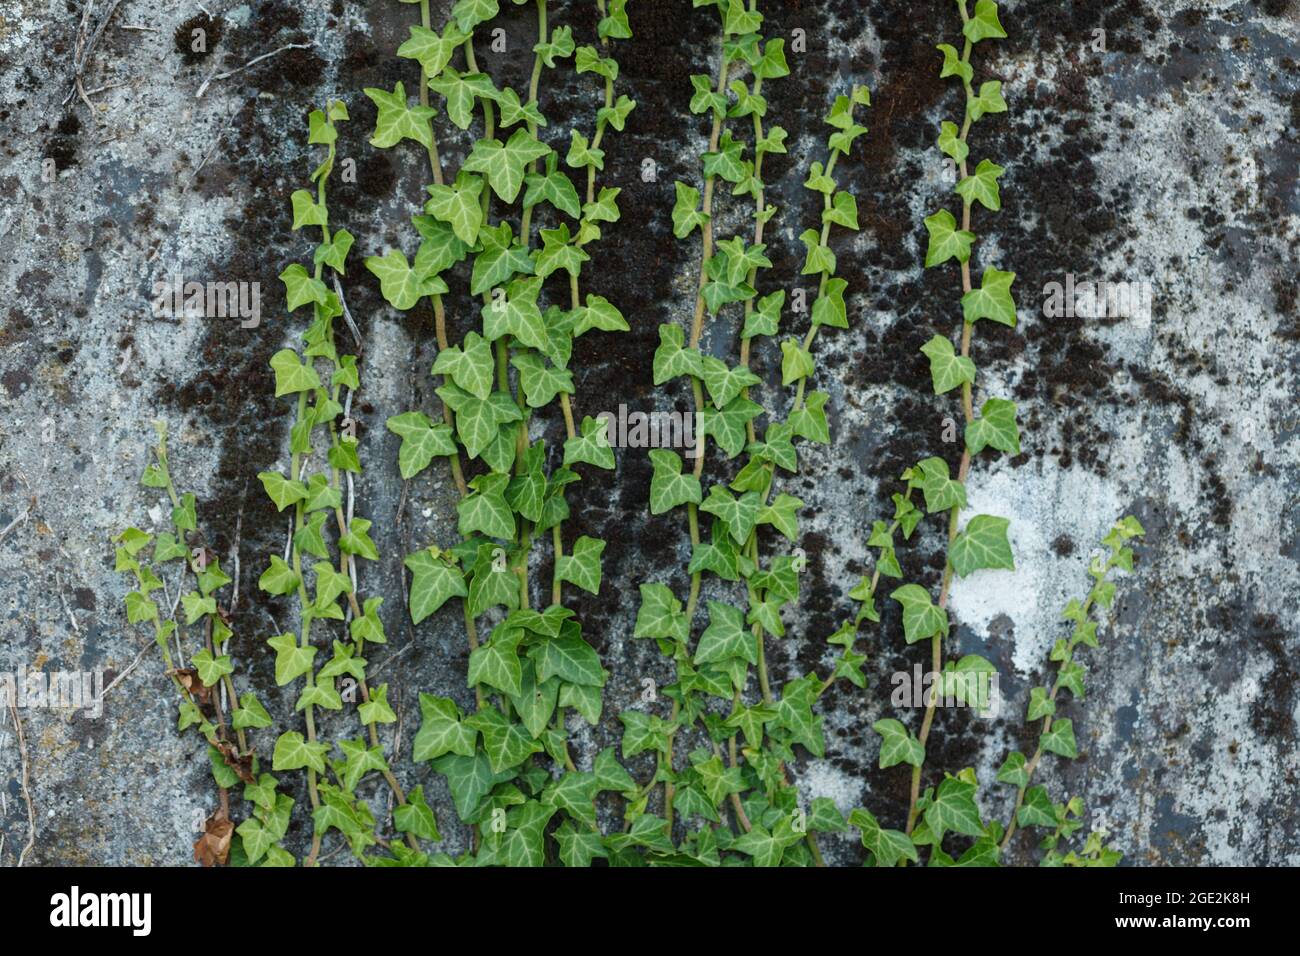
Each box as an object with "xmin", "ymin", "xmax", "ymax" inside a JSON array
[{"xmin": 193, "ymin": 809, "xmax": 234, "ymax": 867}]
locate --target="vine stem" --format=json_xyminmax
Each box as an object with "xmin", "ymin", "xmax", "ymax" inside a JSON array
[
  {"xmin": 665, "ymin": 25, "xmax": 731, "ymax": 836},
  {"xmin": 906, "ymin": 0, "xmax": 979, "ymax": 839}
]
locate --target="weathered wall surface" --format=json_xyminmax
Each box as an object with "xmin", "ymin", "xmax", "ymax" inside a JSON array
[{"xmin": 0, "ymin": 0, "xmax": 1297, "ymax": 865}]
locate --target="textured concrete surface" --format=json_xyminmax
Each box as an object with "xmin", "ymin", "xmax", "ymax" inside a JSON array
[{"xmin": 0, "ymin": 0, "xmax": 1297, "ymax": 865}]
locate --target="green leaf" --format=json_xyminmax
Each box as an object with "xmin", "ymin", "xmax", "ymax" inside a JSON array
[
  {"xmin": 700, "ymin": 484, "xmax": 760, "ymax": 545},
  {"xmin": 465, "ymin": 706, "xmax": 543, "ymax": 773},
  {"xmin": 873, "ymin": 718, "xmax": 925, "ymax": 769},
  {"xmin": 849, "ymin": 808, "xmax": 918, "ymax": 867},
  {"xmin": 563, "ymin": 415, "xmax": 615, "ymax": 470},
  {"xmin": 780, "ymin": 338, "xmax": 815, "ymax": 385},
  {"xmin": 386, "ymin": 411, "xmax": 457, "ymax": 479},
  {"xmin": 964, "ymin": 0, "xmax": 1008, "ymax": 44},
  {"xmin": 996, "ymin": 752, "xmax": 1030, "ymax": 788},
  {"xmin": 937, "ymin": 120, "xmax": 969, "ymax": 164},
  {"xmin": 429, "ymin": 67, "xmax": 500, "ymax": 130},
  {"xmin": 672, "ymin": 181, "xmax": 709, "ymax": 238},
  {"xmin": 364, "ymin": 81, "xmax": 436, "ymax": 149},
  {"xmin": 366, "ymin": 248, "xmax": 448, "ymax": 311},
  {"xmin": 556, "ymin": 535, "xmax": 605, "ymax": 594},
  {"xmin": 529, "ymin": 632, "xmax": 605, "ymax": 687},
  {"xmin": 923, "ymin": 209, "xmax": 975, "ymax": 268},
  {"xmin": 1040, "ymin": 718, "xmax": 1078, "ymax": 758},
  {"xmin": 702, "ymin": 130, "xmax": 746, "ymax": 183},
  {"xmin": 961, "ymin": 266, "xmax": 1017, "ymax": 326},
  {"xmin": 756, "ymin": 492, "xmax": 802, "ymax": 542},
  {"xmin": 463, "ymin": 127, "xmax": 551, "ymax": 204},
  {"xmin": 965, "ymin": 397, "xmax": 1021, "ymax": 455},
  {"xmin": 1028, "ymin": 686, "xmax": 1056, "ymax": 721},
  {"xmin": 694, "ymin": 601, "xmax": 755, "ymax": 666},
  {"xmin": 798, "ymin": 228, "xmax": 836, "ymax": 275},
  {"xmin": 450, "ymin": 0, "xmax": 500, "ymax": 31},
  {"xmin": 924, "ymin": 774, "xmax": 984, "ymax": 844},
  {"xmin": 396, "ymin": 22, "xmax": 470, "ymax": 78},
  {"xmin": 482, "ymin": 276, "xmax": 549, "ymax": 352},
  {"xmin": 394, "ymin": 785, "xmax": 442, "ymax": 842},
  {"xmin": 700, "ymin": 355, "xmax": 761, "ymax": 409},
  {"xmin": 1018, "ymin": 785, "xmax": 1056, "ymax": 828},
  {"xmin": 257, "ymin": 470, "xmax": 308, "ymax": 513},
  {"xmin": 424, "ymin": 171, "xmax": 485, "ymax": 246},
  {"xmin": 956, "ymin": 158, "xmax": 1005, "ymax": 212},
  {"xmin": 570, "ymin": 295, "xmax": 627, "ymax": 337},
  {"xmin": 290, "ymin": 189, "xmax": 327, "ymax": 230},
  {"xmin": 648, "ymin": 449, "xmax": 701, "ymax": 515},
  {"xmin": 732, "ymin": 819, "xmax": 802, "ymax": 868},
  {"xmin": 652, "ymin": 323, "xmax": 704, "ymax": 383},
  {"xmin": 523, "ymin": 152, "xmax": 580, "ymax": 218},
  {"xmin": 414, "ymin": 693, "xmax": 478, "ymax": 761},
  {"xmin": 359, "ymin": 683, "xmax": 397, "ymax": 725},
  {"xmin": 272, "ymin": 731, "xmax": 329, "ymax": 774},
  {"xmin": 702, "ymin": 395, "xmax": 762, "ymax": 459},
  {"xmin": 470, "ymin": 222, "xmax": 535, "ymax": 296},
  {"xmin": 968, "ymin": 80, "xmax": 1008, "ymax": 122},
  {"xmin": 458, "ymin": 473, "xmax": 516, "ymax": 540},
  {"xmin": 314, "ymin": 229, "xmax": 354, "ymax": 275},
  {"xmin": 890, "ymin": 583, "xmax": 948, "ymax": 644},
  {"xmin": 788, "ymin": 391, "xmax": 830, "ymax": 445},
  {"xmin": 511, "ymin": 352, "xmax": 574, "ymax": 408},
  {"xmin": 267, "ymin": 633, "xmax": 316, "ymax": 687},
  {"xmin": 232, "ymin": 692, "xmax": 273, "ymax": 730},
  {"xmin": 912, "ymin": 456, "xmax": 967, "ymax": 513},
  {"xmin": 565, "ymin": 128, "xmax": 605, "ymax": 171},
  {"xmin": 468, "ymin": 630, "xmax": 524, "ymax": 697},
  {"xmin": 404, "ymin": 548, "xmax": 468, "ymax": 623},
  {"xmin": 431, "ymin": 750, "xmax": 513, "ymax": 822},
  {"xmin": 269, "ymin": 349, "xmax": 321, "ymax": 397},
  {"xmin": 258, "ymin": 556, "xmax": 299, "ymax": 596},
  {"xmin": 950, "ymin": 514, "xmax": 1014, "ymax": 577},
  {"xmin": 432, "ymin": 330, "xmax": 495, "ymax": 400},
  {"xmin": 634, "ymin": 582, "xmax": 689, "ymax": 644},
  {"xmin": 920, "ymin": 334, "xmax": 976, "ymax": 394},
  {"xmin": 937, "ymin": 43, "xmax": 974, "ymax": 85}
]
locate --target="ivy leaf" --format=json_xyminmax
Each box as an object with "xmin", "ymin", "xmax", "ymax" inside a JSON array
[
  {"xmin": 386, "ymin": 411, "xmax": 457, "ymax": 479},
  {"xmin": 1041, "ymin": 718, "xmax": 1078, "ymax": 758},
  {"xmin": 812, "ymin": 277, "xmax": 850, "ymax": 329},
  {"xmin": 702, "ymin": 130, "xmax": 746, "ymax": 183},
  {"xmin": 937, "ymin": 43, "xmax": 974, "ymax": 85},
  {"xmin": 798, "ymin": 228, "xmax": 836, "ymax": 275},
  {"xmin": 788, "ymin": 391, "xmax": 830, "ymax": 444},
  {"xmin": 570, "ymin": 295, "xmax": 628, "ymax": 337},
  {"xmin": 432, "ymin": 330, "xmax": 495, "ymax": 400},
  {"xmin": 290, "ymin": 189, "xmax": 327, "ymax": 229},
  {"xmin": 535, "ymin": 223, "xmax": 590, "ymax": 279},
  {"xmin": 470, "ymin": 222, "xmax": 535, "ymax": 296},
  {"xmin": 701, "ymin": 395, "xmax": 762, "ymax": 458},
  {"xmin": 482, "ymin": 276, "xmax": 549, "ymax": 352},
  {"xmin": 269, "ymin": 349, "xmax": 321, "ymax": 397},
  {"xmin": 363, "ymin": 81, "xmax": 436, "ymax": 149},
  {"xmin": 458, "ymin": 473, "xmax": 516, "ymax": 540},
  {"xmin": 964, "ymin": 0, "xmax": 1008, "ymax": 44},
  {"xmin": 450, "ymin": 0, "xmax": 500, "ymax": 31},
  {"xmin": 465, "ymin": 705, "xmax": 543, "ymax": 773},
  {"xmin": 923, "ymin": 209, "xmax": 976, "ymax": 267},
  {"xmin": 393, "ymin": 785, "xmax": 442, "ymax": 842},
  {"xmin": 700, "ymin": 484, "xmax": 760, "ymax": 545},
  {"xmin": 652, "ymin": 323, "xmax": 704, "ymax": 383},
  {"xmin": 523, "ymin": 153, "xmax": 580, "ymax": 218},
  {"xmin": 649, "ymin": 449, "xmax": 702, "ymax": 515},
  {"xmin": 780, "ymin": 338, "xmax": 814, "ymax": 385},
  {"xmin": 468, "ymin": 630, "xmax": 524, "ymax": 698},
  {"xmin": 950, "ymin": 514, "xmax": 1014, "ymax": 578},
  {"xmin": 272, "ymin": 731, "xmax": 329, "ymax": 774},
  {"xmin": 937, "ymin": 120, "xmax": 970, "ymax": 164},
  {"xmin": 396, "ymin": 22, "xmax": 470, "ymax": 77},
  {"xmin": 511, "ymin": 352, "xmax": 574, "ymax": 408},
  {"xmin": 429, "ymin": 67, "xmax": 500, "ymax": 130},
  {"xmin": 463, "ymin": 127, "xmax": 551, "ymax": 203},
  {"xmin": 956, "ymin": 158, "xmax": 1006, "ymax": 212},
  {"xmin": 889, "ymin": 583, "xmax": 949, "ymax": 644},
  {"xmin": 756, "ymin": 492, "xmax": 802, "ymax": 542},
  {"xmin": 1028, "ymin": 686, "xmax": 1056, "ymax": 721},
  {"xmin": 528, "ymin": 632, "xmax": 605, "ymax": 687},
  {"xmin": 424, "ymin": 172, "xmax": 485, "ymax": 246},
  {"xmin": 404, "ymin": 548, "xmax": 468, "ymax": 623},
  {"xmin": 873, "ymin": 718, "xmax": 925, "ymax": 769},
  {"xmin": 534, "ymin": 24, "xmax": 576, "ymax": 67},
  {"xmin": 258, "ymin": 556, "xmax": 299, "ymax": 596},
  {"xmin": 744, "ymin": 290, "xmax": 783, "ymax": 339},
  {"xmin": 563, "ymin": 415, "xmax": 615, "ymax": 470},
  {"xmin": 432, "ymin": 750, "xmax": 513, "ymax": 822},
  {"xmin": 366, "ymin": 248, "xmax": 448, "ymax": 310},
  {"xmin": 314, "ymin": 229, "xmax": 354, "ymax": 275},
  {"xmin": 1018, "ymin": 785, "xmax": 1057, "ymax": 828},
  {"xmin": 849, "ymin": 808, "xmax": 918, "ymax": 867},
  {"xmin": 565, "ymin": 129, "xmax": 605, "ymax": 171},
  {"xmin": 414, "ymin": 694, "xmax": 478, "ymax": 761},
  {"xmin": 912, "ymin": 456, "xmax": 967, "ymax": 513},
  {"xmin": 634, "ymin": 582, "xmax": 690, "ymax": 644},
  {"xmin": 688, "ymin": 73, "xmax": 727, "ymax": 117},
  {"xmin": 996, "ymin": 751, "xmax": 1030, "ymax": 788},
  {"xmin": 699, "ymin": 356, "xmax": 761, "ymax": 409},
  {"xmin": 556, "ymin": 535, "xmax": 605, "ymax": 594},
  {"xmin": 257, "ymin": 470, "xmax": 308, "ymax": 512},
  {"xmin": 232, "ymin": 692, "xmax": 273, "ymax": 731},
  {"xmin": 924, "ymin": 774, "xmax": 985, "ymax": 844},
  {"xmin": 732, "ymin": 819, "xmax": 802, "ymax": 868},
  {"xmin": 694, "ymin": 601, "xmax": 755, "ymax": 666},
  {"xmin": 672, "ymin": 181, "xmax": 709, "ymax": 238},
  {"xmin": 965, "ymin": 397, "xmax": 1021, "ymax": 455},
  {"xmin": 968, "ymin": 80, "xmax": 1008, "ymax": 122},
  {"xmin": 961, "ymin": 266, "xmax": 1017, "ymax": 327},
  {"xmin": 920, "ymin": 334, "xmax": 977, "ymax": 394}
]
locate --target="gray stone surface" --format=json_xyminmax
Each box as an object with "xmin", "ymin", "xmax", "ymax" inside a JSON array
[{"xmin": 0, "ymin": 0, "xmax": 1297, "ymax": 866}]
